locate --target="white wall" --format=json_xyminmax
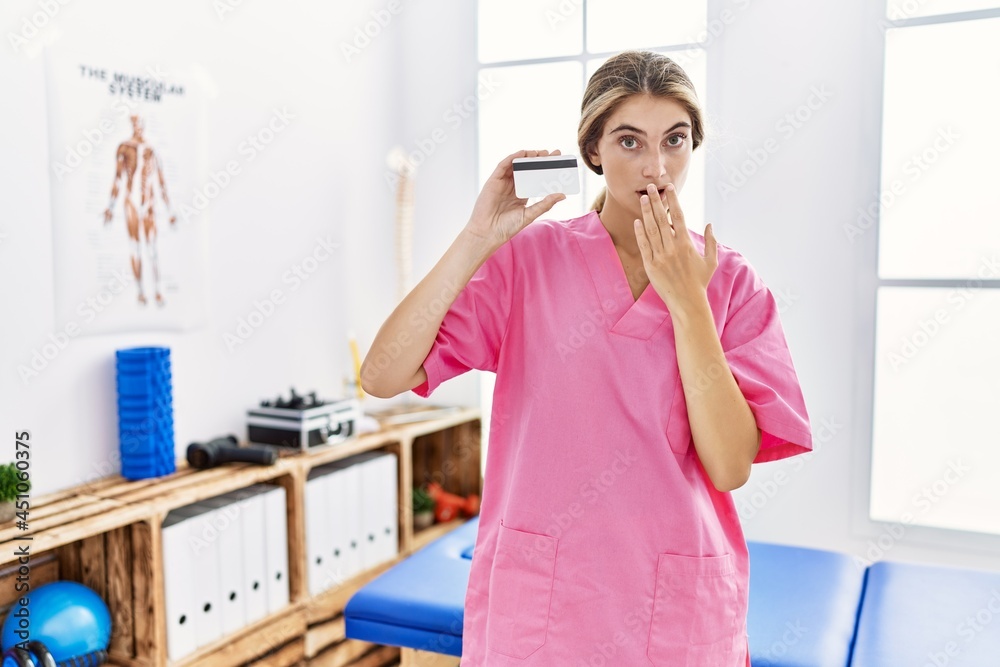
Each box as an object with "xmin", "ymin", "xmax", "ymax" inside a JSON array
[
  {"xmin": 380, "ymin": 0, "xmax": 482, "ymax": 409},
  {"xmin": 0, "ymin": 0, "xmax": 423, "ymax": 495},
  {"xmin": 392, "ymin": 0, "xmax": 1000, "ymax": 572}
]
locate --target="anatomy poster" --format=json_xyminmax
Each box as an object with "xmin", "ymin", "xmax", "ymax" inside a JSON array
[{"xmin": 46, "ymin": 47, "xmax": 209, "ymax": 333}]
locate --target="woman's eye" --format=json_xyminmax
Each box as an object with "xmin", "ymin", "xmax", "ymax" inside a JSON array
[
  {"xmin": 667, "ymin": 134, "xmax": 687, "ymax": 147},
  {"xmin": 620, "ymin": 136, "xmax": 638, "ymax": 149}
]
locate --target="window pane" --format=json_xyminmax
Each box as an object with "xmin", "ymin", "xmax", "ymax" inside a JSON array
[
  {"xmin": 879, "ymin": 18, "xmax": 1000, "ymax": 279},
  {"xmin": 886, "ymin": 0, "xmax": 1000, "ymax": 20},
  {"xmin": 870, "ymin": 287, "xmax": 1000, "ymax": 536},
  {"xmin": 581, "ymin": 50, "xmax": 707, "ymax": 231},
  {"xmin": 477, "ymin": 62, "xmax": 585, "ymax": 222},
  {"xmin": 586, "ymin": 0, "xmax": 706, "ymax": 53},
  {"xmin": 478, "ymin": 0, "xmax": 583, "ymax": 64}
]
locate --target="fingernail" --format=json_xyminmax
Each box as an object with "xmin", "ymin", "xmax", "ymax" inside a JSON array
[{"xmin": 667, "ymin": 184, "xmax": 675, "ymax": 192}]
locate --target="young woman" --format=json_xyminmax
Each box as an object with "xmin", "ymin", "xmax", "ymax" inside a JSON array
[{"xmin": 362, "ymin": 50, "xmax": 812, "ymax": 666}]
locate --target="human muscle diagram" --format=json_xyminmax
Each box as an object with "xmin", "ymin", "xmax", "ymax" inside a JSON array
[
  {"xmin": 103, "ymin": 114, "xmax": 177, "ymax": 306},
  {"xmin": 46, "ymin": 47, "xmax": 209, "ymax": 334}
]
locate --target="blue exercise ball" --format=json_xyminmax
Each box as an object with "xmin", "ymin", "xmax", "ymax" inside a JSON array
[{"xmin": 1, "ymin": 581, "xmax": 111, "ymax": 663}]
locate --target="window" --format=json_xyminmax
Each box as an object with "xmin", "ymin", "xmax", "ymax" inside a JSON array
[
  {"xmin": 475, "ymin": 0, "xmax": 709, "ymax": 451},
  {"xmin": 869, "ymin": 4, "xmax": 1000, "ymax": 536}
]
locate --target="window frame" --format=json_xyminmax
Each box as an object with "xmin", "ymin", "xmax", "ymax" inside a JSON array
[{"xmin": 863, "ymin": 4, "xmax": 1000, "ymax": 546}]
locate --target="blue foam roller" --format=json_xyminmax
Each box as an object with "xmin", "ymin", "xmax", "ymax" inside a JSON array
[
  {"xmin": 115, "ymin": 362, "xmax": 171, "ymax": 377},
  {"xmin": 117, "ymin": 395, "xmax": 172, "ymax": 410},
  {"xmin": 115, "ymin": 346, "xmax": 169, "ymax": 362},
  {"xmin": 116, "ymin": 374, "xmax": 171, "ymax": 397}
]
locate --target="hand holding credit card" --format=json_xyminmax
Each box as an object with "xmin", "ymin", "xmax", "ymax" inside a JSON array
[{"xmin": 512, "ymin": 154, "xmax": 581, "ymax": 199}]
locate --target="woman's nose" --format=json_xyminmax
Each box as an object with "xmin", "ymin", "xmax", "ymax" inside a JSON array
[{"xmin": 641, "ymin": 153, "xmax": 668, "ymax": 180}]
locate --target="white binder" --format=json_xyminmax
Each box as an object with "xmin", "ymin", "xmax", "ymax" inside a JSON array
[
  {"xmin": 229, "ymin": 486, "xmax": 269, "ymax": 623},
  {"xmin": 356, "ymin": 452, "xmax": 398, "ymax": 569},
  {"xmin": 306, "ymin": 467, "xmax": 334, "ymax": 596},
  {"xmin": 171, "ymin": 503, "xmax": 223, "ymax": 648},
  {"xmin": 261, "ymin": 484, "xmax": 290, "ymax": 612},
  {"xmin": 195, "ymin": 495, "xmax": 247, "ymax": 635},
  {"xmin": 162, "ymin": 511, "xmax": 197, "ymax": 661},
  {"xmin": 377, "ymin": 453, "xmax": 400, "ymax": 564},
  {"xmin": 356, "ymin": 455, "xmax": 380, "ymax": 571},
  {"xmin": 336, "ymin": 458, "xmax": 364, "ymax": 581},
  {"xmin": 325, "ymin": 466, "xmax": 349, "ymax": 590}
]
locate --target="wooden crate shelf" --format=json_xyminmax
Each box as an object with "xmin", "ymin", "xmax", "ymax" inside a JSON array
[
  {"xmin": 248, "ymin": 637, "xmax": 306, "ymax": 667},
  {"xmin": 175, "ymin": 606, "xmax": 308, "ymax": 667},
  {"xmin": 0, "ymin": 407, "xmax": 481, "ymax": 667},
  {"xmin": 0, "ymin": 492, "xmax": 152, "ymax": 556},
  {"xmin": 309, "ymin": 640, "xmax": 399, "ymax": 667}
]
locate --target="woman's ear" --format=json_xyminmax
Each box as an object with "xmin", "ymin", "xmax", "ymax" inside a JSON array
[{"xmin": 589, "ymin": 146, "xmax": 601, "ymax": 168}]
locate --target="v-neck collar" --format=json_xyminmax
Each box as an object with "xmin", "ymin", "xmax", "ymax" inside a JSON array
[{"xmin": 571, "ymin": 210, "xmax": 671, "ymax": 340}]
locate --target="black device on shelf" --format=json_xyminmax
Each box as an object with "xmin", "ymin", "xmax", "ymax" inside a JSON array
[
  {"xmin": 247, "ymin": 388, "xmax": 360, "ymax": 452},
  {"xmin": 186, "ymin": 435, "xmax": 277, "ymax": 469}
]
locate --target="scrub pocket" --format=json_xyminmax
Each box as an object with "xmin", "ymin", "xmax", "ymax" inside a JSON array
[
  {"xmin": 486, "ymin": 521, "xmax": 558, "ymax": 659},
  {"xmin": 646, "ymin": 552, "xmax": 741, "ymax": 666}
]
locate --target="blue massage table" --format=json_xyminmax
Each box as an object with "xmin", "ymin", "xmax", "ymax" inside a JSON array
[
  {"xmin": 746, "ymin": 541, "xmax": 866, "ymax": 667},
  {"xmin": 851, "ymin": 560, "xmax": 1000, "ymax": 666},
  {"xmin": 344, "ymin": 517, "xmax": 479, "ymax": 657},
  {"xmin": 345, "ymin": 519, "xmax": 999, "ymax": 665}
]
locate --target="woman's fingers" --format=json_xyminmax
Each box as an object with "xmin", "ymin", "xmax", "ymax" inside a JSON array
[
  {"xmin": 662, "ymin": 182, "xmax": 688, "ymax": 239},
  {"xmin": 644, "ymin": 183, "xmax": 675, "ymax": 238},
  {"xmin": 704, "ymin": 222, "xmax": 719, "ymax": 269},
  {"xmin": 638, "ymin": 193, "xmax": 664, "ymax": 251},
  {"xmin": 524, "ymin": 192, "xmax": 566, "ymax": 224},
  {"xmin": 634, "ymin": 217, "xmax": 651, "ymax": 263},
  {"xmin": 488, "ymin": 151, "xmax": 523, "ymax": 183},
  {"xmin": 491, "ymin": 149, "xmax": 545, "ymax": 181}
]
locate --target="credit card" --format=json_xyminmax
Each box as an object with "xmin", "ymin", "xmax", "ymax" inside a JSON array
[{"xmin": 512, "ymin": 154, "xmax": 581, "ymax": 199}]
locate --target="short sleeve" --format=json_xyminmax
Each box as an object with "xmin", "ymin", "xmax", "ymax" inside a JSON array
[
  {"xmin": 411, "ymin": 240, "xmax": 514, "ymax": 398},
  {"xmin": 721, "ymin": 283, "xmax": 813, "ymax": 463}
]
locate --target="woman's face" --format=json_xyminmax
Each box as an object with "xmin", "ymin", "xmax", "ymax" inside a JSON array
[{"xmin": 589, "ymin": 94, "xmax": 693, "ymax": 219}]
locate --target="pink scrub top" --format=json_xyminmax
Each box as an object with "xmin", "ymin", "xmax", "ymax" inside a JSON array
[{"xmin": 412, "ymin": 210, "xmax": 812, "ymax": 666}]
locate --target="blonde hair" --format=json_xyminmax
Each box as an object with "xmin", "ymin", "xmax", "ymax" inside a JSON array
[{"xmin": 578, "ymin": 51, "xmax": 705, "ymax": 212}]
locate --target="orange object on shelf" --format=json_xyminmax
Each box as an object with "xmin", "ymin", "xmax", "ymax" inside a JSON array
[{"xmin": 427, "ymin": 482, "xmax": 480, "ymax": 523}]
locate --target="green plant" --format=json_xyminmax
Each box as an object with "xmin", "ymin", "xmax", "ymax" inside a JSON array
[
  {"xmin": 0, "ymin": 463, "xmax": 28, "ymax": 503},
  {"xmin": 412, "ymin": 486, "xmax": 434, "ymax": 514}
]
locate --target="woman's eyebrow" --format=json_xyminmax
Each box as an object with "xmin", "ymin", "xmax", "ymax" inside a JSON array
[{"xmin": 609, "ymin": 121, "xmax": 691, "ymax": 136}]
